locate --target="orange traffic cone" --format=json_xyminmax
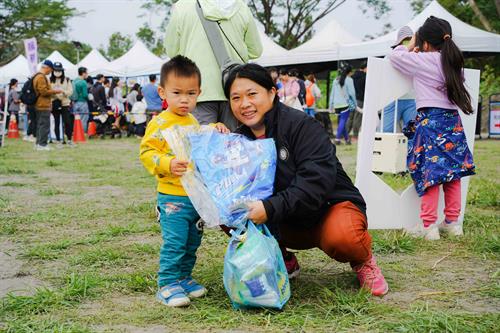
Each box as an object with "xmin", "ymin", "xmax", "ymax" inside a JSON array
[
  {"xmin": 7, "ymin": 117, "xmax": 20, "ymax": 139},
  {"xmin": 87, "ymin": 121, "xmax": 97, "ymax": 137},
  {"xmin": 73, "ymin": 114, "xmax": 86, "ymax": 143}
]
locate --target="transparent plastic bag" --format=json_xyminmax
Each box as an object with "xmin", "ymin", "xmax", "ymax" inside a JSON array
[
  {"xmin": 162, "ymin": 126, "xmax": 277, "ymax": 228},
  {"xmin": 223, "ymin": 222, "xmax": 291, "ymax": 309}
]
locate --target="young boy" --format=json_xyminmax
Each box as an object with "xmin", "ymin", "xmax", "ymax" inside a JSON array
[{"xmin": 139, "ymin": 55, "xmax": 228, "ymax": 307}]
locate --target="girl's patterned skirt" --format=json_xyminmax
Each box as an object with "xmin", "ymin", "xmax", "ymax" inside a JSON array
[{"xmin": 407, "ymin": 107, "xmax": 475, "ymax": 197}]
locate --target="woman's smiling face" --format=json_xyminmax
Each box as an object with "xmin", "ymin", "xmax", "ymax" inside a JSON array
[{"xmin": 229, "ymin": 77, "xmax": 276, "ymax": 130}]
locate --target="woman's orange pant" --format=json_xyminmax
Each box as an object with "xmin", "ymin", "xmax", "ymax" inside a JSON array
[{"xmin": 279, "ymin": 201, "xmax": 372, "ymax": 266}]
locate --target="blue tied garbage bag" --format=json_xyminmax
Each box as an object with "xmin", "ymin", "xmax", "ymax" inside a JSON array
[
  {"xmin": 223, "ymin": 222, "xmax": 291, "ymax": 309},
  {"xmin": 189, "ymin": 132, "xmax": 276, "ymax": 228}
]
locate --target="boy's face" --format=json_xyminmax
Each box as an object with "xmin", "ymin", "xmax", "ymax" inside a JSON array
[{"xmin": 158, "ymin": 72, "xmax": 201, "ymax": 117}]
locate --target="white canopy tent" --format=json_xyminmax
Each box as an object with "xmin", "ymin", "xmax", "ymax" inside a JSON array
[
  {"xmin": 0, "ymin": 55, "xmax": 31, "ymax": 85},
  {"xmin": 256, "ymin": 0, "xmax": 500, "ymax": 67},
  {"xmin": 253, "ymin": 21, "xmax": 290, "ymax": 66},
  {"xmin": 73, "ymin": 49, "xmax": 111, "ymax": 77},
  {"xmin": 102, "ymin": 41, "xmax": 164, "ymax": 77}
]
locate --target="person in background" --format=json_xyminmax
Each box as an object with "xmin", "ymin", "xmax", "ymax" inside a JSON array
[
  {"xmin": 131, "ymin": 94, "xmax": 147, "ymax": 138},
  {"xmin": 389, "ymin": 16, "xmax": 475, "ymax": 240},
  {"xmin": 347, "ymin": 62, "xmax": 367, "ymax": 139},
  {"xmin": 142, "ymin": 74, "xmax": 163, "ymax": 120},
  {"xmin": 289, "ymin": 68, "xmax": 306, "ymax": 109},
  {"xmin": 103, "ymin": 78, "xmax": 111, "ymax": 105},
  {"xmin": 304, "ymin": 73, "xmax": 321, "ymax": 117},
  {"xmin": 50, "ymin": 62, "xmax": 74, "ymax": 146},
  {"xmin": 92, "ymin": 74, "xmax": 107, "ymax": 113},
  {"xmin": 6, "ymin": 79, "xmax": 20, "ymax": 129},
  {"xmin": 33, "ymin": 60, "xmax": 63, "ymax": 151},
  {"xmin": 278, "ymin": 69, "xmax": 302, "ymax": 110},
  {"xmin": 165, "ymin": 0, "xmax": 263, "ymax": 131},
  {"xmin": 383, "ymin": 26, "xmax": 417, "ymax": 133},
  {"xmin": 108, "ymin": 77, "xmax": 126, "ymax": 135},
  {"xmin": 127, "ymin": 83, "xmax": 141, "ymax": 111},
  {"xmin": 72, "ymin": 67, "xmax": 90, "ymax": 132},
  {"xmin": 268, "ymin": 67, "xmax": 282, "ymax": 90},
  {"xmin": 329, "ymin": 64, "xmax": 356, "ymax": 145}
]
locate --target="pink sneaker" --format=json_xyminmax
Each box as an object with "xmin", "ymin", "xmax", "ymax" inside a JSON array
[
  {"xmin": 352, "ymin": 256, "xmax": 389, "ymax": 296},
  {"xmin": 283, "ymin": 251, "xmax": 300, "ymax": 279}
]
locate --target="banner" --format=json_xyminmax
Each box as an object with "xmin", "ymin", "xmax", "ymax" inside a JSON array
[
  {"xmin": 24, "ymin": 38, "xmax": 38, "ymax": 75},
  {"xmin": 488, "ymin": 98, "xmax": 500, "ymax": 137}
]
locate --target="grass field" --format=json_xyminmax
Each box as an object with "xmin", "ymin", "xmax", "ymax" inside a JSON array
[{"xmin": 0, "ymin": 137, "xmax": 498, "ymax": 333}]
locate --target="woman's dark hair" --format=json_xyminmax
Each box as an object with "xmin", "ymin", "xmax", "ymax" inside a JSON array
[
  {"xmin": 9, "ymin": 78, "xmax": 18, "ymax": 88},
  {"xmin": 131, "ymin": 83, "xmax": 140, "ymax": 92},
  {"xmin": 224, "ymin": 63, "xmax": 278, "ymax": 102},
  {"xmin": 108, "ymin": 77, "xmax": 119, "ymax": 98},
  {"xmin": 417, "ymin": 16, "xmax": 472, "ymax": 114},
  {"xmin": 49, "ymin": 70, "xmax": 66, "ymax": 84},
  {"xmin": 338, "ymin": 64, "xmax": 352, "ymax": 87}
]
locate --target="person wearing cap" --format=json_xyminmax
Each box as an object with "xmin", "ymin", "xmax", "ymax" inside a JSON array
[
  {"xmin": 72, "ymin": 67, "xmax": 90, "ymax": 132},
  {"xmin": 50, "ymin": 62, "xmax": 74, "ymax": 146},
  {"xmin": 382, "ymin": 26, "xmax": 417, "ymax": 133},
  {"xmin": 33, "ymin": 59, "xmax": 63, "ymax": 150}
]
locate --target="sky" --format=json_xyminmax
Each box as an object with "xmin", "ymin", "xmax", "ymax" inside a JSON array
[{"xmin": 66, "ymin": 0, "xmax": 416, "ymax": 50}]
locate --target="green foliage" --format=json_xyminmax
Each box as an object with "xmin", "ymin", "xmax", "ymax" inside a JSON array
[
  {"xmin": 479, "ymin": 64, "xmax": 500, "ymax": 99},
  {"xmin": 248, "ymin": 0, "xmax": 391, "ymax": 49},
  {"xmin": 0, "ymin": 0, "xmax": 78, "ymax": 65},
  {"xmin": 101, "ymin": 32, "xmax": 133, "ymax": 60},
  {"xmin": 136, "ymin": 24, "xmax": 166, "ymax": 57}
]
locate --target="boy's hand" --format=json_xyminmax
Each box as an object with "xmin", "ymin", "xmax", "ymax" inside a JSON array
[
  {"xmin": 215, "ymin": 123, "xmax": 230, "ymax": 134},
  {"xmin": 170, "ymin": 158, "xmax": 189, "ymax": 176},
  {"xmin": 247, "ymin": 201, "xmax": 267, "ymax": 224},
  {"xmin": 407, "ymin": 34, "xmax": 417, "ymax": 52}
]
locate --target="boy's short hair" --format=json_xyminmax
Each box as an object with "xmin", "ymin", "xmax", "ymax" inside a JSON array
[
  {"xmin": 160, "ymin": 55, "xmax": 201, "ymax": 88},
  {"xmin": 136, "ymin": 94, "xmax": 143, "ymax": 102}
]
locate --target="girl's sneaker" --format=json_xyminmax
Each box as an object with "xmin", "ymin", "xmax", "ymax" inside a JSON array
[
  {"xmin": 156, "ymin": 282, "xmax": 190, "ymax": 307},
  {"xmin": 405, "ymin": 223, "xmax": 440, "ymax": 240},
  {"xmin": 179, "ymin": 277, "xmax": 207, "ymax": 298},
  {"xmin": 439, "ymin": 220, "xmax": 463, "ymax": 236}
]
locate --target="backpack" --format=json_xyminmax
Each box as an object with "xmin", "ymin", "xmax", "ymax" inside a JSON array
[
  {"xmin": 297, "ymin": 79, "xmax": 306, "ymax": 105},
  {"xmin": 305, "ymin": 84, "xmax": 315, "ymax": 107},
  {"xmin": 20, "ymin": 73, "xmax": 42, "ymax": 105}
]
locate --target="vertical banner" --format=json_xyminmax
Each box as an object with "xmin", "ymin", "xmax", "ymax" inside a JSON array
[
  {"xmin": 488, "ymin": 95, "xmax": 500, "ymax": 137},
  {"xmin": 24, "ymin": 38, "xmax": 38, "ymax": 75}
]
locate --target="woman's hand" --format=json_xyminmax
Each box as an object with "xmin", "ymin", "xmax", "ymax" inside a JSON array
[
  {"xmin": 247, "ymin": 201, "xmax": 267, "ymax": 224},
  {"xmin": 214, "ymin": 123, "xmax": 230, "ymax": 134},
  {"xmin": 170, "ymin": 158, "xmax": 189, "ymax": 176}
]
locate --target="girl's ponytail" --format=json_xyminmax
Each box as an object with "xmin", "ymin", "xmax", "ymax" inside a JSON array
[
  {"xmin": 440, "ymin": 35, "xmax": 473, "ymax": 114},
  {"xmin": 418, "ymin": 16, "xmax": 473, "ymax": 115}
]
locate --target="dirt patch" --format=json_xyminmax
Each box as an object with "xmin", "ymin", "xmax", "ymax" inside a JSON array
[
  {"xmin": 0, "ymin": 239, "xmax": 44, "ymax": 297},
  {"xmin": 38, "ymin": 170, "xmax": 83, "ymax": 187},
  {"xmin": 93, "ymin": 324, "xmax": 170, "ymax": 333}
]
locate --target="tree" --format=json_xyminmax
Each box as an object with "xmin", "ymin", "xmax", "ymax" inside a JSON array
[
  {"xmin": 248, "ymin": 0, "xmax": 392, "ymax": 49},
  {"xmin": 140, "ymin": 0, "xmax": 391, "ymax": 50},
  {"xmin": 0, "ymin": 0, "xmax": 77, "ymax": 65},
  {"xmin": 136, "ymin": 25, "xmax": 166, "ymax": 57},
  {"xmin": 410, "ymin": 0, "xmax": 499, "ymax": 33},
  {"xmin": 102, "ymin": 32, "xmax": 133, "ymax": 60}
]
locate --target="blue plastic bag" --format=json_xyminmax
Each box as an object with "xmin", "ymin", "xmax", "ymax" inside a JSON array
[
  {"xmin": 188, "ymin": 131, "xmax": 276, "ymax": 228},
  {"xmin": 223, "ymin": 222, "xmax": 291, "ymax": 309}
]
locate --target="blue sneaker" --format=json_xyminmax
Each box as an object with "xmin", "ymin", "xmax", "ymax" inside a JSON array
[
  {"xmin": 156, "ymin": 282, "xmax": 190, "ymax": 307},
  {"xmin": 179, "ymin": 277, "xmax": 207, "ymax": 298}
]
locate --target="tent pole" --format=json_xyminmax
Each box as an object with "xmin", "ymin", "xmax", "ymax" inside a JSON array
[{"xmin": 326, "ymin": 70, "xmax": 331, "ymax": 109}]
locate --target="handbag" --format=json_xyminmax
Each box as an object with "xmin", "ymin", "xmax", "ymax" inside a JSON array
[{"xmin": 195, "ymin": 0, "xmax": 244, "ymax": 86}]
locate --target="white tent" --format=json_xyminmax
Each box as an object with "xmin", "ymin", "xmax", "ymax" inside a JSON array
[
  {"xmin": 254, "ymin": 21, "xmax": 290, "ymax": 65},
  {"xmin": 77, "ymin": 49, "xmax": 110, "ymax": 73},
  {"xmin": 256, "ymin": 0, "xmax": 500, "ymax": 67},
  {"xmin": 44, "ymin": 50, "xmax": 75, "ymax": 70},
  {"xmin": 104, "ymin": 41, "xmax": 164, "ymax": 77},
  {"xmin": 337, "ymin": 0, "xmax": 500, "ymax": 61},
  {"xmin": 0, "ymin": 55, "xmax": 31, "ymax": 85}
]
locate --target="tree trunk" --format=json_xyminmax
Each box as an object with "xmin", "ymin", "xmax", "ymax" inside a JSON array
[
  {"xmin": 495, "ymin": 0, "xmax": 500, "ymax": 18},
  {"xmin": 468, "ymin": 0, "xmax": 492, "ymax": 32}
]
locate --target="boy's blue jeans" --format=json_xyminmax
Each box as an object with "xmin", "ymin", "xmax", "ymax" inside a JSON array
[
  {"xmin": 157, "ymin": 193, "xmax": 202, "ymax": 288},
  {"xmin": 382, "ymin": 99, "xmax": 417, "ymax": 133},
  {"xmin": 336, "ymin": 109, "xmax": 351, "ymax": 141}
]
